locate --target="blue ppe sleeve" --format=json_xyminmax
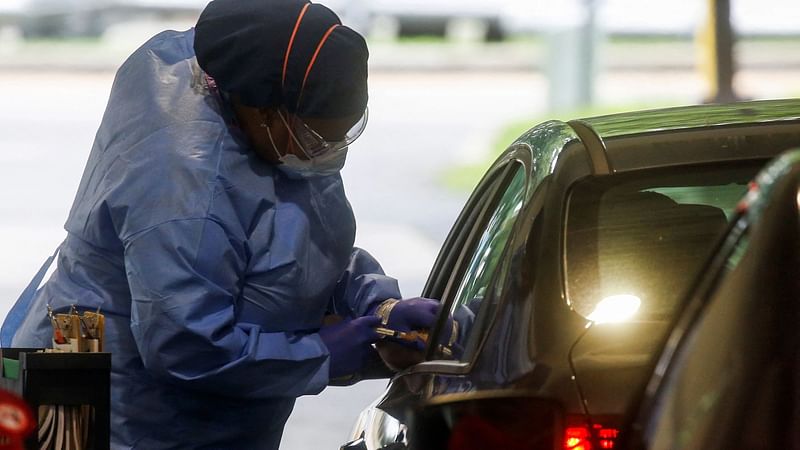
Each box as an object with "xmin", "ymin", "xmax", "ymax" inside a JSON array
[
  {"xmin": 328, "ymin": 248, "xmax": 402, "ymax": 319},
  {"xmin": 125, "ymin": 218, "xmax": 330, "ymax": 399}
]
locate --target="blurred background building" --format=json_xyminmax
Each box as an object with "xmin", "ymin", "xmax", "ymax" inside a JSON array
[{"xmin": 0, "ymin": 1, "xmax": 797, "ymax": 448}]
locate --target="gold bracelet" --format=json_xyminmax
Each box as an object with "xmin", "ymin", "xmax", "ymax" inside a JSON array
[{"xmin": 375, "ymin": 298, "xmax": 400, "ymax": 325}]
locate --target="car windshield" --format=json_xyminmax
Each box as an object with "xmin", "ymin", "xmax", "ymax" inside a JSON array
[{"xmin": 564, "ymin": 161, "xmax": 763, "ymax": 322}]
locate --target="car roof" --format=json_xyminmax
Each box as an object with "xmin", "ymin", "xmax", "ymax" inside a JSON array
[{"xmin": 580, "ymin": 98, "xmax": 800, "ymax": 140}]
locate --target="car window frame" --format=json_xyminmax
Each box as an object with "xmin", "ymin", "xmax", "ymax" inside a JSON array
[
  {"xmin": 421, "ymin": 147, "xmax": 527, "ymax": 300},
  {"xmin": 418, "ymin": 145, "xmax": 532, "ymax": 370},
  {"xmin": 420, "ymin": 168, "xmax": 507, "ymax": 302},
  {"xmin": 433, "ymin": 162, "xmax": 528, "ymax": 362}
]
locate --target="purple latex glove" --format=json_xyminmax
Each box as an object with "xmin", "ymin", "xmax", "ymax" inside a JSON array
[
  {"xmin": 380, "ymin": 297, "xmax": 440, "ymax": 332},
  {"xmin": 319, "ymin": 315, "xmax": 382, "ymax": 379},
  {"xmin": 373, "ymin": 297, "xmax": 457, "ymax": 353}
]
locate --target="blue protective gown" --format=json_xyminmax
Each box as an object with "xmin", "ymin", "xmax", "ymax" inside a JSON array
[{"xmin": 7, "ymin": 29, "xmax": 400, "ymax": 449}]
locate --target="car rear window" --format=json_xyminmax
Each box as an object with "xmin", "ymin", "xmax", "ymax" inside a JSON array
[{"xmin": 563, "ymin": 161, "xmax": 763, "ymax": 322}]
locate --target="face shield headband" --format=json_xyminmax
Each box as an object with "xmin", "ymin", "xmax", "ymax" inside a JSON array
[{"xmin": 279, "ymin": 3, "xmax": 367, "ymax": 157}]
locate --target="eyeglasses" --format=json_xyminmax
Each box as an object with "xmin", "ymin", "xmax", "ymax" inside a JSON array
[{"xmin": 278, "ymin": 107, "xmax": 369, "ymax": 158}]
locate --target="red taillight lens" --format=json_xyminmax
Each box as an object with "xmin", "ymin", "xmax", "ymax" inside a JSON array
[
  {"xmin": 564, "ymin": 420, "xmax": 620, "ymax": 450},
  {"xmin": 565, "ymin": 426, "xmax": 591, "ymax": 450},
  {"xmin": 0, "ymin": 389, "xmax": 34, "ymax": 450},
  {"xmin": 597, "ymin": 426, "xmax": 619, "ymax": 448}
]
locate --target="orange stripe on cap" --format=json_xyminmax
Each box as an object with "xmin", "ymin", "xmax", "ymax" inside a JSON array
[
  {"xmin": 282, "ymin": 2, "xmax": 311, "ymax": 88},
  {"xmin": 300, "ymin": 24, "xmax": 340, "ymax": 98}
]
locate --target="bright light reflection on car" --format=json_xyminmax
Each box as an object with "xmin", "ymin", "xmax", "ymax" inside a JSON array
[{"xmin": 587, "ymin": 294, "xmax": 641, "ymax": 324}]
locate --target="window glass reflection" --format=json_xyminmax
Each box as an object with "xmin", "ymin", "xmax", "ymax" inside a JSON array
[
  {"xmin": 564, "ymin": 163, "xmax": 760, "ymax": 322},
  {"xmin": 440, "ymin": 165, "xmax": 526, "ymax": 361}
]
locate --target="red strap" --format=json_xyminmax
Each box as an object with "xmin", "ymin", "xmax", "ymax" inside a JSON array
[
  {"xmin": 300, "ymin": 24, "xmax": 340, "ymax": 97},
  {"xmin": 282, "ymin": 2, "xmax": 310, "ymax": 88}
]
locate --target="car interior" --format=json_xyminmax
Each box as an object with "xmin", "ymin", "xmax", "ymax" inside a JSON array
[
  {"xmin": 563, "ymin": 163, "xmax": 761, "ymax": 323},
  {"xmin": 566, "ymin": 189, "xmax": 728, "ymax": 321}
]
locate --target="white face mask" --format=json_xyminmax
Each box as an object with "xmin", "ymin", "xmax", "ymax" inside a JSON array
[
  {"xmin": 266, "ymin": 126, "xmax": 348, "ymax": 179},
  {"xmin": 276, "ymin": 148, "xmax": 348, "ymax": 179}
]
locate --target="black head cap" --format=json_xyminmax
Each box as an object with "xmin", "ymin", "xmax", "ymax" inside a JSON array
[{"xmin": 194, "ymin": 0, "xmax": 368, "ymax": 118}]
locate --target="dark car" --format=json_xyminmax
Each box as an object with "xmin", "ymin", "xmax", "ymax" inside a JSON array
[
  {"xmin": 623, "ymin": 149, "xmax": 800, "ymax": 450},
  {"xmin": 341, "ymin": 99, "xmax": 800, "ymax": 450}
]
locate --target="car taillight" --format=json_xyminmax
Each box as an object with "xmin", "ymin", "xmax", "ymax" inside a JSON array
[
  {"xmin": 565, "ymin": 426, "xmax": 591, "ymax": 450},
  {"xmin": 564, "ymin": 417, "xmax": 620, "ymax": 450},
  {"xmin": 0, "ymin": 389, "xmax": 34, "ymax": 450}
]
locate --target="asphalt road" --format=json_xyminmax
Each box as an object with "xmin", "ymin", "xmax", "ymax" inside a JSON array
[{"xmin": 0, "ymin": 66, "xmax": 797, "ymax": 448}]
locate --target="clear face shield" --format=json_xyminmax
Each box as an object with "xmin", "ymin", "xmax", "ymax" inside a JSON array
[
  {"xmin": 278, "ymin": 107, "xmax": 369, "ymax": 159},
  {"xmin": 265, "ymin": 107, "xmax": 368, "ymax": 178}
]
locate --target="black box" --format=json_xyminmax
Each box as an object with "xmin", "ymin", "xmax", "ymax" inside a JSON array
[{"xmin": 0, "ymin": 348, "xmax": 110, "ymax": 450}]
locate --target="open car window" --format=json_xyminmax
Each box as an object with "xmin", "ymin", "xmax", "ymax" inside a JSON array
[{"xmin": 431, "ymin": 163, "xmax": 526, "ymax": 361}]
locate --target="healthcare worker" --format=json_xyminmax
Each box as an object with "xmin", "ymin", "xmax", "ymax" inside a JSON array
[{"xmin": 1, "ymin": 0, "xmax": 443, "ymax": 448}]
